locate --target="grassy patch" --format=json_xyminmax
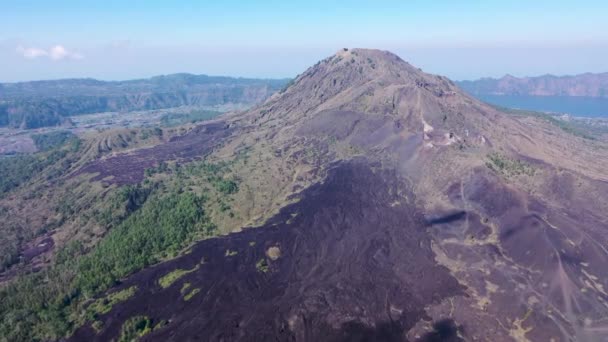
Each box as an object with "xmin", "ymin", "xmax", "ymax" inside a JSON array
[
  {"xmin": 91, "ymin": 320, "xmax": 103, "ymax": 333},
  {"xmin": 86, "ymin": 286, "xmax": 138, "ymax": 320},
  {"xmin": 180, "ymin": 282, "xmax": 192, "ymax": 294},
  {"xmin": 256, "ymin": 258, "xmax": 269, "ymax": 273},
  {"xmin": 0, "ymin": 149, "xmax": 70, "ymax": 198},
  {"xmin": 118, "ymin": 315, "xmax": 152, "ymax": 342},
  {"xmin": 31, "ymin": 131, "xmax": 78, "ymax": 151},
  {"xmin": 153, "ymin": 319, "xmax": 168, "ymax": 331},
  {"xmin": 183, "ymin": 288, "xmax": 201, "ymax": 301},
  {"xmin": 486, "ymin": 153, "xmax": 535, "ymax": 177},
  {"xmin": 158, "ymin": 265, "xmax": 199, "ymax": 289},
  {"xmin": 160, "ymin": 109, "xmax": 223, "ymax": 127},
  {"xmin": 225, "ymin": 249, "xmax": 238, "ymax": 257},
  {"xmin": 214, "ymin": 178, "xmax": 239, "ymax": 195},
  {"xmin": 491, "ymin": 104, "xmax": 596, "ymax": 140}
]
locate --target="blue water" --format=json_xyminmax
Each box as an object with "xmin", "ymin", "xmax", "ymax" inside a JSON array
[{"xmin": 475, "ymin": 94, "xmax": 608, "ymax": 118}]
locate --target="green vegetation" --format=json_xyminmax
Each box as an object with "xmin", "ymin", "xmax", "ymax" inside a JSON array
[
  {"xmin": 215, "ymin": 179, "xmax": 239, "ymax": 195},
  {"xmin": 31, "ymin": 131, "xmax": 78, "ymax": 151},
  {"xmin": 0, "ymin": 187, "xmax": 214, "ymax": 341},
  {"xmin": 0, "ymin": 102, "xmax": 64, "ymax": 128},
  {"xmin": 256, "ymin": 258, "xmax": 269, "ymax": 273},
  {"xmin": 0, "ymin": 155, "xmax": 241, "ymax": 341},
  {"xmin": 153, "ymin": 319, "xmax": 168, "ymax": 331},
  {"xmin": 118, "ymin": 315, "xmax": 152, "ymax": 342},
  {"xmin": 139, "ymin": 127, "xmax": 163, "ymax": 140},
  {"xmin": 0, "ymin": 142, "xmax": 84, "ymax": 274},
  {"xmin": 492, "ymin": 104, "xmax": 596, "ymax": 140},
  {"xmin": 0, "ymin": 75, "xmax": 288, "ymax": 129},
  {"xmin": 0, "ymin": 107, "xmax": 8, "ymax": 126},
  {"xmin": 0, "ymin": 129, "xmax": 83, "ymax": 200},
  {"xmin": 180, "ymin": 282, "xmax": 192, "ymax": 294},
  {"xmin": 91, "ymin": 320, "xmax": 103, "ymax": 333},
  {"xmin": 94, "ymin": 183, "xmax": 157, "ymax": 227},
  {"xmin": 366, "ymin": 57, "xmax": 377, "ymax": 69},
  {"xmin": 85, "ymin": 286, "xmax": 138, "ymax": 321},
  {"xmin": 144, "ymin": 161, "xmax": 169, "ymax": 177},
  {"xmin": 78, "ymin": 190, "xmax": 214, "ymax": 295},
  {"xmin": 486, "ymin": 153, "xmax": 535, "ymax": 177},
  {"xmin": 183, "ymin": 288, "xmax": 201, "ymax": 301},
  {"xmin": 160, "ymin": 109, "xmax": 223, "ymax": 127},
  {"xmin": 0, "ymin": 261, "xmax": 80, "ymax": 341},
  {"xmin": 0, "ymin": 149, "xmax": 68, "ymax": 197},
  {"xmin": 158, "ymin": 266, "xmax": 199, "ymax": 289}
]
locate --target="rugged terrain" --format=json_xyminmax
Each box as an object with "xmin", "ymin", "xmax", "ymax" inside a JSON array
[
  {"xmin": 0, "ymin": 74, "xmax": 289, "ymax": 129},
  {"xmin": 458, "ymin": 72, "xmax": 608, "ymax": 98},
  {"xmin": 1, "ymin": 49, "xmax": 608, "ymax": 342}
]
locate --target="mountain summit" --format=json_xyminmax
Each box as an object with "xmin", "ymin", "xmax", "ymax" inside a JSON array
[
  {"xmin": 234, "ymin": 48, "xmax": 496, "ymax": 163},
  {"xmin": 234, "ymin": 48, "xmax": 605, "ymax": 180},
  {"xmin": 240, "ymin": 48, "xmax": 478, "ymax": 133}
]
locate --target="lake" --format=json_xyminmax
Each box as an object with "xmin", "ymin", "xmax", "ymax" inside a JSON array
[{"xmin": 474, "ymin": 94, "xmax": 608, "ymax": 118}]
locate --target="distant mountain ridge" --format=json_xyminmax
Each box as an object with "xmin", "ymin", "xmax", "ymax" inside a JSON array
[
  {"xmin": 457, "ymin": 72, "xmax": 608, "ymax": 98},
  {"xmin": 0, "ymin": 74, "xmax": 290, "ymax": 129}
]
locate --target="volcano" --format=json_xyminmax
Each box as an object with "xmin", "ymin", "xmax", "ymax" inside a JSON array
[{"xmin": 64, "ymin": 49, "xmax": 608, "ymax": 341}]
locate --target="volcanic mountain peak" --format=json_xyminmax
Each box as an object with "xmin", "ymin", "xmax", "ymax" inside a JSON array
[
  {"xmin": 237, "ymin": 49, "xmax": 479, "ymax": 141},
  {"xmin": 228, "ymin": 48, "xmax": 524, "ymax": 178},
  {"xmin": 232, "ymin": 48, "xmax": 607, "ymax": 184},
  {"xmin": 254, "ymin": 48, "xmax": 462, "ymax": 118}
]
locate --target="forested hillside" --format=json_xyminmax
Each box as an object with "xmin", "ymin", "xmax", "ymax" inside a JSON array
[{"xmin": 0, "ymin": 74, "xmax": 289, "ymax": 129}]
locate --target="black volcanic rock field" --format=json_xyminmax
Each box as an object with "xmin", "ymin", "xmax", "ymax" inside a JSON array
[
  {"xmin": 74, "ymin": 121, "xmax": 233, "ymax": 185},
  {"xmin": 70, "ymin": 160, "xmax": 463, "ymax": 341}
]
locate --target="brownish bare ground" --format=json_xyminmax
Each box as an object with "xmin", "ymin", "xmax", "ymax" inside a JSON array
[{"xmin": 0, "ymin": 131, "xmax": 36, "ymax": 154}]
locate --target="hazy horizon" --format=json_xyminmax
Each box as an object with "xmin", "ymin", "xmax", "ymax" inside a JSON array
[{"xmin": 3, "ymin": 0, "xmax": 608, "ymax": 82}]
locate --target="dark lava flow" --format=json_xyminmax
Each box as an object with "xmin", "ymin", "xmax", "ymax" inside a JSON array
[
  {"xmin": 425, "ymin": 211, "xmax": 467, "ymax": 226},
  {"xmin": 70, "ymin": 159, "xmax": 463, "ymax": 342},
  {"xmin": 74, "ymin": 121, "xmax": 233, "ymax": 185}
]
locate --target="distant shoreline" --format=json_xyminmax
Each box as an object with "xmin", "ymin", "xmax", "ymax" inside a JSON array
[{"xmin": 474, "ymin": 94, "xmax": 608, "ymax": 118}]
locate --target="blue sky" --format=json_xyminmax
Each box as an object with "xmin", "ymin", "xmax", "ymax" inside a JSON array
[{"xmin": 1, "ymin": 0, "xmax": 607, "ymax": 82}]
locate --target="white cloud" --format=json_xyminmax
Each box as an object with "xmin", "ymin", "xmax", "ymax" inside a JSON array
[
  {"xmin": 16, "ymin": 45, "xmax": 84, "ymax": 60},
  {"xmin": 16, "ymin": 46, "xmax": 48, "ymax": 58}
]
